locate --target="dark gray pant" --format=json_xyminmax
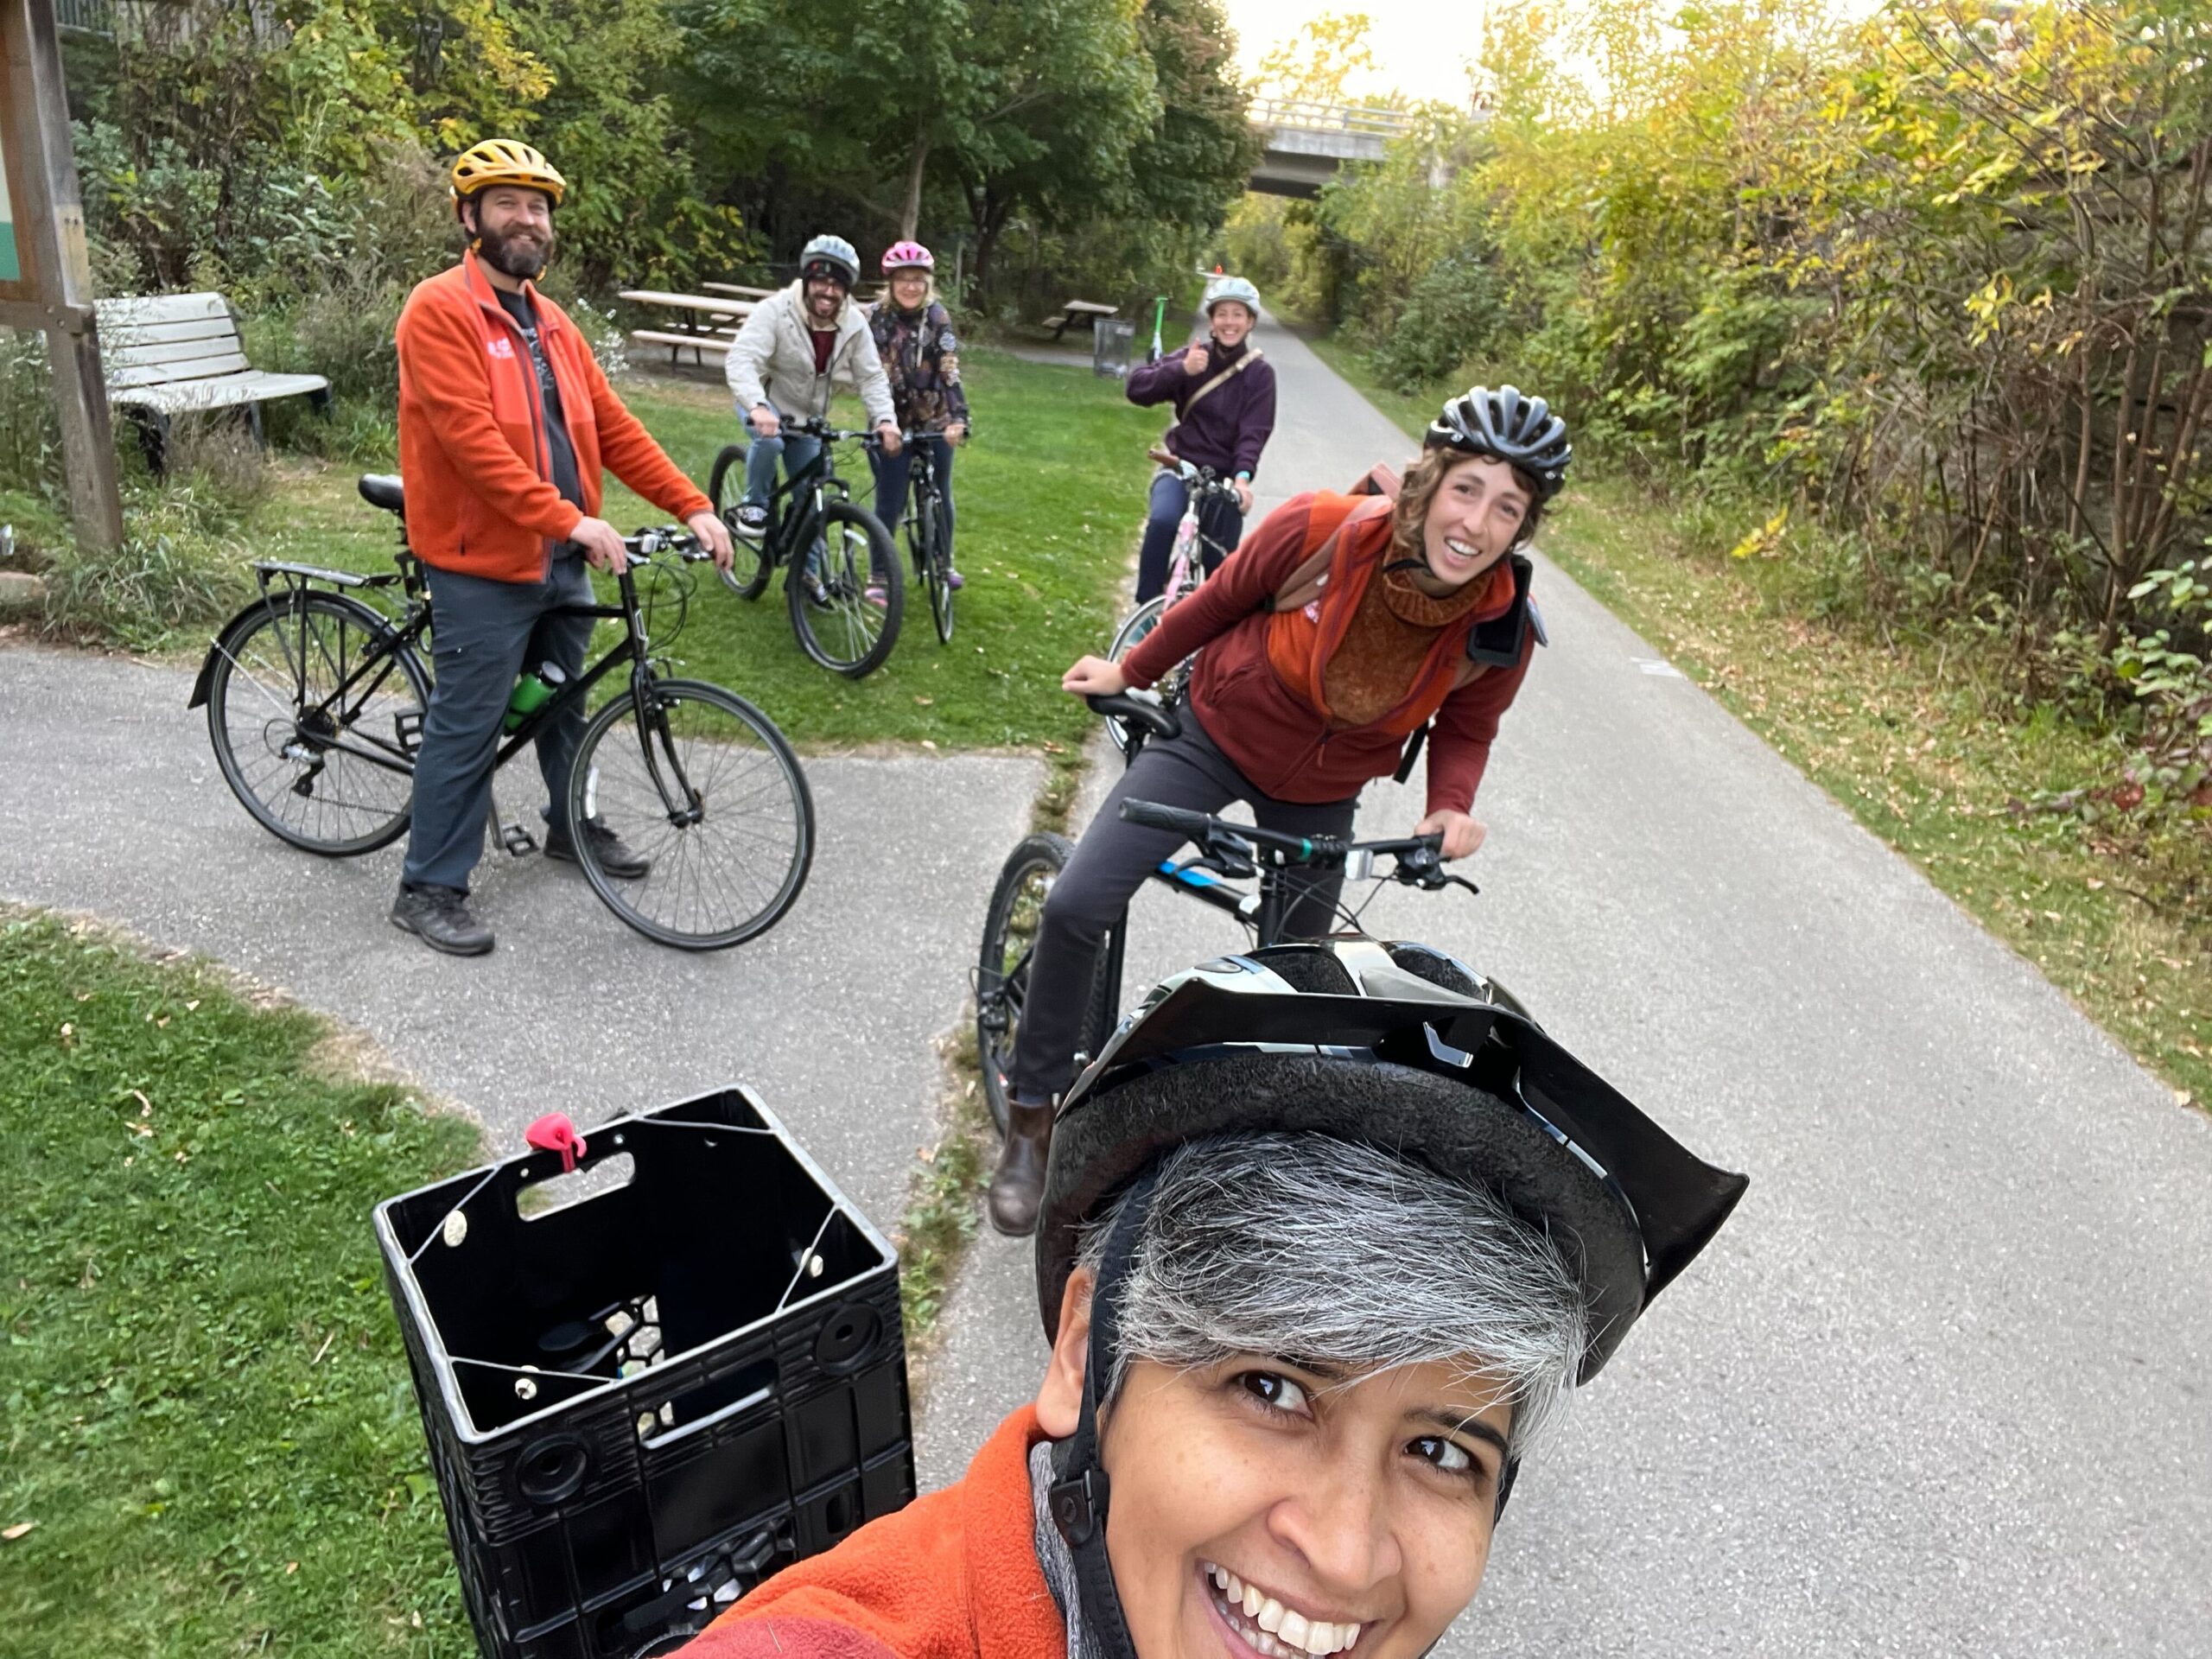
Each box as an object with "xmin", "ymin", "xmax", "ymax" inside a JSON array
[
  {"xmin": 1008, "ymin": 711, "xmax": 1357, "ymax": 1101},
  {"xmin": 401, "ymin": 557, "xmax": 596, "ymax": 893}
]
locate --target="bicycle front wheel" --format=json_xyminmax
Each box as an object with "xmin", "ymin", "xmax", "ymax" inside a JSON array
[
  {"xmin": 204, "ymin": 590, "xmax": 428, "ymax": 856},
  {"xmin": 708, "ymin": 442, "xmax": 771, "ymax": 601},
  {"xmin": 790, "ymin": 500, "xmax": 902, "ymax": 678},
  {"xmin": 1103, "ymin": 594, "xmax": 1172, "ymax": 754},
  {"xmin": 906, "ymin": 492, "xmax": 955, "ymax": 645},
  {"xmin": 976, "ymin": 833, "xmax": 1117, "ymax": 1134},
  {"xmin": 568, "ymin": 678, "xmax": 815, "ymax": 950}
]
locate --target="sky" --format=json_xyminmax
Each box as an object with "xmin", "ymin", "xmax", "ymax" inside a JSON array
[{"xmin": 1221, "ymin": 0, "xmax": 1488, "ymax": 108}]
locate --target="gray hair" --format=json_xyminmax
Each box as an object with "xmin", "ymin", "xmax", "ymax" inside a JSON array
[{"xmin": 1075, "ymin": 1133, "xmax": 1589, "ymax": 1459}]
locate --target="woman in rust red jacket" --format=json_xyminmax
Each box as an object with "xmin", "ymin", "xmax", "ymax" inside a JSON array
[{"xmin": 984, "ymin": 386, "xmax": 1575, "ymax": 1236}]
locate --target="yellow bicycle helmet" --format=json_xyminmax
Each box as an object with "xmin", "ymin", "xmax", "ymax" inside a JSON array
[{"xmin": 449, "ymin": 139, "xmax": 567, "ymax": 207}]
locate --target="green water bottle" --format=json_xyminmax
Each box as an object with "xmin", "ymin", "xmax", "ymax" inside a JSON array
[{"xmin": 503, "ymin": 661, "xmax": 567, "ymax": 733}]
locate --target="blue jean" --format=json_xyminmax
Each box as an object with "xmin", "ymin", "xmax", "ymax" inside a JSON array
[
  {"xmin": 869, "ymin": 436, "xmax": 957, "ymax": 562},
  {"xmin": 1135, "ymin": 470, "xmax": 1243, "ymax": 602},
  {"xmin": 401, "ymin": 557, "xmax": 596, "ymax": 893},
  {"xmin": 741, "ymin": 407, "xmax": 827, "ymax": 573}
]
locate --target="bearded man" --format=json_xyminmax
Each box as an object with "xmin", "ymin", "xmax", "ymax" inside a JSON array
[{"xmin": 387, "ymin": 140, "xmax": 734, "ymax": 957}]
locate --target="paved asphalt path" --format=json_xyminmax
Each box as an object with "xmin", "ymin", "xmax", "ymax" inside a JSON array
[
  {"xmin": 0, "ymin": 646, "xmax": 1038, "ymax": 1229},
  {"xmin": 915, "ymin": 313, "xmax": 2212, "ymax": 1654}
]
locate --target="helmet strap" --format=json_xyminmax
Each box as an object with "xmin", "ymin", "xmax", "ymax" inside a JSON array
[{"xmin": 1048, "ymin": 1167, "xmax": 1159, "ymax": 1659}]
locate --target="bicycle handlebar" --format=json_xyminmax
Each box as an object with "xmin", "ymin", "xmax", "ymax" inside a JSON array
[
  {"xmin": 1145, "ymin": 448, "xmax": 1242, "ymax": 498},
  {"xmin": 1117, "ymin": 797, "xmax": 1471, "ymax": 892}
]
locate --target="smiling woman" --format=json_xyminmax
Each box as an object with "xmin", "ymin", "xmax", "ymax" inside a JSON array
[{"xmin": 672, "ymin": 938, "xmax": 1746, "ymax": 1659}]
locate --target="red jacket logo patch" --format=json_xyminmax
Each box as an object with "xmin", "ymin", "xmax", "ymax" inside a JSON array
[{"xmin": 487, "ymin": 337, "xmax": 516, "ymax": 360}]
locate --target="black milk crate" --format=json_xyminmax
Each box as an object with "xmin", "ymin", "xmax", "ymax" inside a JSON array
[{"xmin": 375, "ymin": 1085, "xmax": 914, "ymax": 1659}]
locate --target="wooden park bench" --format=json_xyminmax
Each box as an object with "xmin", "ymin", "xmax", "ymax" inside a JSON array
[
  {"xmin": 631, "ymin": 329, "xmax": 733, "ymax": 366},
  {"xmin": 97, "ymin": 291, "xmax": 329, "ymax": 470},
  {"xmin": 1042, "ymin": 298, "xmax": 1118, "ymax": 340}
]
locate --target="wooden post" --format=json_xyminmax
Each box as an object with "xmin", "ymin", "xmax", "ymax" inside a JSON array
[{"xmin": 0, "ymin": 0, "xmax": 124, "ymax": 551}]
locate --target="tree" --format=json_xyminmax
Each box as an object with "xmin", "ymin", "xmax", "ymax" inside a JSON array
[{"xmin": 1255, "ymin": 10, "xmax": 1381, "ymax": 106}]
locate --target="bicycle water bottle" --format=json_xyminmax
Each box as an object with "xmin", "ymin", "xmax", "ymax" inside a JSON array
[{"xmin": 503, "ymin": 662, "xmax": 567, "ymax": 733}]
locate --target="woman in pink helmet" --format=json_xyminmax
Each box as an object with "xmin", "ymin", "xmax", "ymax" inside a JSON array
[{"xmin": 869, "ymin": 241, "xmax": 971, "ymax": 588}]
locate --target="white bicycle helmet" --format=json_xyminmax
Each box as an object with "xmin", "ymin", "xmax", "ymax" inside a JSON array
[{"xmin": 1203, "ymin": 274, "xmax": 1262, "ymax": 316}]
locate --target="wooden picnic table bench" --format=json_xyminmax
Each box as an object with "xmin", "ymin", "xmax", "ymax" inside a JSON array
[
  {"xmin": 1042, "ymin": 299, "xmax": 1118, "ymax": 340},
  {"xmin": 620, "ymin": 288, "xmax": 754, "ymax": 367},
  {"xmin": 702, "ymin": 283, "xmax": 777, "ymax": 300},
  {"xmin": 97, "ymin": 291, "xmax": 330, "ymax": 470}
]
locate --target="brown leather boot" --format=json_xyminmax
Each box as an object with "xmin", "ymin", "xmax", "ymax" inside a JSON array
[{"xmin": 988, "ymin": 1098, "xmax": 1055, "ymax": 1237}]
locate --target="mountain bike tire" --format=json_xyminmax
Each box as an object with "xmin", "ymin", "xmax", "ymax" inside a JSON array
[
  {"xmin": 708, "ymin": 442, "xmax": 772, "ymax": 601},
  {"xmin": 789, "ymin": 499, "xmax": 902, "ymax": 678},
  {"xmin": 203, "ymin": 589, "xmax": 429, "ymax": 856}
]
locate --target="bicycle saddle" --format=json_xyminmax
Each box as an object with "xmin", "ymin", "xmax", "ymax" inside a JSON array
[
  {"xmin": 357, "ymin": 474, "xmax": 405, "ymax": 516},
  {"xmin": 1087, "ymin": 690, "xmax": 1180, "ymax": 741}
]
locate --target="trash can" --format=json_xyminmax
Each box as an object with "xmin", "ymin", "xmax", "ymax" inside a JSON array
[
  {"xmin": 1093, "ymin": 317, "xmax": 1136, "ymax": 379},
  {"xmin": 378, "ymin": 1085, "xmax": 912, "ymax": 1659}
]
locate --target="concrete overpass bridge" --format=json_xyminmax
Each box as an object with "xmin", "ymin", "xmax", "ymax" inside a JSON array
[{"xmin": 1248, "ymin": 97, "xmax": 1416, "ymax": 198}]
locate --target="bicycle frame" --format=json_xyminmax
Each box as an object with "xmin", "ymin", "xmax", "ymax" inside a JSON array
[{"xmin": 759, "ymin": 429, "xmax": 861, "ymax": 573}]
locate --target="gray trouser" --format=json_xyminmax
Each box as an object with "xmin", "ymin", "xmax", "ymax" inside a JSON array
[
  {"xmin": 1007, "ymin": 711, "xmax": 1358, "ymax": 1101},
  {"xmin": 401, "ymin": 557, "xmax": 596, "ymax": 893}
]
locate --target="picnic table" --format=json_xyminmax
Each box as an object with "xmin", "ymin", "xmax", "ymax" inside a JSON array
[
  {"xmin": 620, "ymin": 288, "xmax": 755, "ymax": 366},
  {"xmin": 702, "ymin": 283, "xmax": 777, "ymax": 300},
  {"xmin": 1043, "ymin": 298, "xmax": 1118, "ymax": 340}
]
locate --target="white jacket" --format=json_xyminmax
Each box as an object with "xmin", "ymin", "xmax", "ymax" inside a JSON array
[{"xmin": 725, "ymin": 282, "xmax": 896, "ymax": 428}]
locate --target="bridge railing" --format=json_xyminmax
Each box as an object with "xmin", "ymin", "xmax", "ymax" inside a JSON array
[{"xmin": 1248, "ymin": 97, "xmax": 1415, "ymax": 139}]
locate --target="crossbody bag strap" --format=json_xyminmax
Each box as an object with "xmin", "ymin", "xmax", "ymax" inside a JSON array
[
  {"xmin": 1270, "ymin": 493, "xmax": 1391, "ymax": 614},
  {"xmin": 1179, "ymin": 346, "xmax": 1262, "ymax": 420}
]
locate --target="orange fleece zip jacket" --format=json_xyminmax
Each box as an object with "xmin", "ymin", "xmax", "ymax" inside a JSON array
[
  {"xmin": 394, "ymin": 250, "xmax": 712, "ymax": 582},
  {"xmin": 678, "ymin": 1407, "xmax": 1064, "ymax": 1659}
]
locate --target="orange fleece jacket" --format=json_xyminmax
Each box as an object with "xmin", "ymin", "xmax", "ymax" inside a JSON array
[
  {"xmin": 679, "ymin": 1407, "xmax": 1063, "ymax": 1659},
  {"xmin": 394, "ymin": 250, "xmax": 712, "ymax": 583}
]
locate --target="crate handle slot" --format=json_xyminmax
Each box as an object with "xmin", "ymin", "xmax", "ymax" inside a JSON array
[
  {"xmin": 516, "ymin": 1152, "xmax": 638, "ymax": 1221},
  {"xmin": 617, "ymin": 1528, "xmax": 779, "ymax": 1638}
]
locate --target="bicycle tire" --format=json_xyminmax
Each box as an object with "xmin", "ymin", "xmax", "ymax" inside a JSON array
[
  {"xmin": 567, "ymin": 678, "xmax": 815, "ymax": 950},
  {"xmin": 904, "ymin": 487, "xmax": 956, "ymax": 646},
  {"xmin": 976, "ymin": 833, "xmax": 1118, "ymax": 1134},
  {"xmin": 928, "ymin": 494, "xmax": 957, "ymax": 644},
  {"xmin": 204, "ymin": 589, "xmax": 429, "ymax": 856},
  {"xmin": 708, "ymin": 442, "xmax": 772, "ymax": 601},
  {"xmin": 789, "ymin": 499, "xmax": 903, "ymax": 678}
]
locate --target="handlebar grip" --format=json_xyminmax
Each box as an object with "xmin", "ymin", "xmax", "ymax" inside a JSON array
[
  {"xmin": 1146, "ymin": 446, "xmax": 1179, "ymax": 465},
  {"xmin": 1119, "ymin": 798, "xmax": 1213, "ymax": 839}
]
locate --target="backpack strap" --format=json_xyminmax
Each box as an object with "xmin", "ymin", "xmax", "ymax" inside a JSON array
[
  {"xmin": 1269, "ymin": 493, "xmax": 1391, "ymax": 614},
  {"xmin": 1179, "ymin": 346, "xmax": 1262, "ymax": 419}
]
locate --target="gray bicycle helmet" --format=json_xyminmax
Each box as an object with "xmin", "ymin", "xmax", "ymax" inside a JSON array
[
  {"xmin": 1427, "ymin": 384, "xmax": 1573, "ymax": 500},
  {"xmin": 799, "ymin": 232, "xmax": 861, "ymax": 288}
]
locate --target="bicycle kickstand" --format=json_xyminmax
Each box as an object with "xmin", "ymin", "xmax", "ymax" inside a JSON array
[{"xmin": 486, "ymin": 785, "xmax": 539, "ymax": 857}]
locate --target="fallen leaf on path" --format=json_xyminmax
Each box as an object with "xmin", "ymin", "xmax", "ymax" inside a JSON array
[{"xmin": 2, "ymin": 1522, "xmax": 34, "ymax": 1541}]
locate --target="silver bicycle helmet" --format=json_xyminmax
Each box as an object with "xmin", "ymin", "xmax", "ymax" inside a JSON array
[
  {"xmin": 799, "ymin": 232, "xmax": 861, "ymax": 288},
  {"xmin": 1203, "ymin": 274, "xmax": 1262, "ymax": 316},
  {"xmin": 1427, "ymin": 384, "xmax": 1573, "ymax": 500}
]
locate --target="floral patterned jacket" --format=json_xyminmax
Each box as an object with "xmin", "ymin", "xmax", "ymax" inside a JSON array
[{"xmin": 868, "ymin": 299, "xmax": 970, "ymax": 432}]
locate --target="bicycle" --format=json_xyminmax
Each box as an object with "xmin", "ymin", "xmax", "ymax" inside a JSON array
[
  {"xmin": 705, "ymin": 416, "xmax": 902, "ymax": 678},
  {"xmin": 973, "ymin": 690, "xmax": 1522, "ymax": 1132},
  {"xmin": 188, "ymin": 473, "xmax": 817, "ymax": 952},
  {"xmin": 887, "ymin": 428, "xmax": 961, "ymax": 645},
  {"xmin": 1100, "ymin": 449, "xmax": 1243, "ymax": 752}
]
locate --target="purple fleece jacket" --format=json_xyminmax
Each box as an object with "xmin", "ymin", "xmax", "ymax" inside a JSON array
[{"xmin": 1125, "ymin": 337, "xmax": 1278, "ymax": 479}]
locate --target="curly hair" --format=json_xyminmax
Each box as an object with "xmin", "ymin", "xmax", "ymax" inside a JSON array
[{"xmin": 1391, "ymin": 448, "xmax": 1547, "ymax": 563}]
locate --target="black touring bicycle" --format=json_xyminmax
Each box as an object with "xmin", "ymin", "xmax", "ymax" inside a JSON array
[{"xmin": 188, "ymin": 474, "xmax": 817, "ymax": 951}]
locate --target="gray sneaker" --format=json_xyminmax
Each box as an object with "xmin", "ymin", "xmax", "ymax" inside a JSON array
[
  {"xmin": 734, "ymin": 503, "xmax": 767, "ymax": 535},
  {"xmin": 390, "ymin": 885, "xmax": 494, "ymax": 956}
]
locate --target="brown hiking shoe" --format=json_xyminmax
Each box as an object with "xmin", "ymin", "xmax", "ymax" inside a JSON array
[{"xmin": 987, "ymin": 1097, "xmax": 1055, "ymax": 1237}]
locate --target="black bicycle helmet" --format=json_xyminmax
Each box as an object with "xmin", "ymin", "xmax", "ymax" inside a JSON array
[
  {"xmin": 1036, "ymin": 938, "xmax": 1745, "ymax": 1384},
  {"xmin": 1426, "ymin": 384, "xmax": 1573, "ymax": 500}
]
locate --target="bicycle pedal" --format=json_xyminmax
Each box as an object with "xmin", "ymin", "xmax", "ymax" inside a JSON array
[
  {"xmin": 498, "ymin": 823, "xmax": 540, "ymax": 857},
  {"xmin": 394, "ymin": 709, "xmax": 424, "ymax": 756}
]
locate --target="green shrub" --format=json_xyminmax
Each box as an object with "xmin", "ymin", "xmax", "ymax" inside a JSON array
[{"xmin": 39, "ymin": 488, "xmax": 252, "ymax": 651}]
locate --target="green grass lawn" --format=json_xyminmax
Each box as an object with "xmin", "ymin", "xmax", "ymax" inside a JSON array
[
  {"xmin": 1309, "ymin": 329, "xmax": 2212, "ymax": 1113},
  {"xmin": 240, "ymin": 348, "xmax": 1157, "ymax": 752},
  {"xmin": 0, "ymin": 912, "xmax": 481, "ymax": 1657}
]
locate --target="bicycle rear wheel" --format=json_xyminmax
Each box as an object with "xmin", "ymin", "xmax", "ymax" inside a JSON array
[
  {"xmin": 976, "ymin": 834, "xmax": 1118, "ymax": 1134},
  {"xmin": 567, "ymin": 678, "xmax": 814, "ymax": 950},
  {"xmin": 790, "ymin": 500, "xmax": 902, "ymax": 678},
  {"xmin": 708, "ymin": 442, "xmax": 771, "ymax": 601},
  {"xmin": 204, "ymin": 590, "xmax": 428, "ymax": 855}
]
